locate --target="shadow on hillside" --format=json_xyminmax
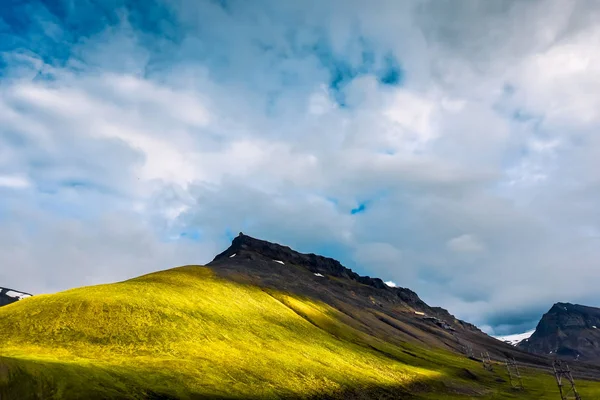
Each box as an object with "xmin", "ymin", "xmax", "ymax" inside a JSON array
[{"xmin": 0, "ymin": 355, "xmax": 493, "ymax": 400}]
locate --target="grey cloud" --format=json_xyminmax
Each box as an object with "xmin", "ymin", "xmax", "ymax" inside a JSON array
[{"xmin": 0, "ymin": 208, "xmax": 217, "ymax": 295}]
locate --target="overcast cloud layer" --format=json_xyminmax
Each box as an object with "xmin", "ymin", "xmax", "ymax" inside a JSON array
[{"xmin": 2, "ymin": 0, "xmax": 600, "ymax": 335}]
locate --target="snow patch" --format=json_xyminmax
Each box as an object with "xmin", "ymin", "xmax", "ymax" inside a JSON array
[
  {"xmin": 4, "ymin": 291, "xmax": 31, "ymax": 300},
  {"xmin": 314, "ymin": 273, "xmax": 324, "ymax": 277},
  {"xmin": 493, "ymin": 329, "xmax": 535, "ymax": 346},
  {"xmin": 384, "ymin": 281, "xmax": 397, "ymax": 287},
  {"xmin": 229, "ymin": 253, "xmax": 236, "ymax": 258},
  {"xmin": 593, "ymin": 326, "xmax": 597, "ymax": 329},
  {"xmin": 273, "ymin": 260, "xmax": 285, "ymax": 265}
]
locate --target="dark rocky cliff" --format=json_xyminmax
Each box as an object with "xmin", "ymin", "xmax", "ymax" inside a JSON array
[
  {"xmin": 518, "ymin": 302, "xmax": 600, "ymax": 363},
  {"xmin": 213, "ymin": 232, "xmax": 430, "ymax": 309}
]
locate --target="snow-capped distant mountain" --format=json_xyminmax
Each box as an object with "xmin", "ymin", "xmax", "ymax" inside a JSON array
[
  {"xmin": 0, "ymin": 287, "xmax": 32, "ymax": 307},
  {"xmin": 493, "ymin": 329, "xmax": 535, "ymax": 346}
]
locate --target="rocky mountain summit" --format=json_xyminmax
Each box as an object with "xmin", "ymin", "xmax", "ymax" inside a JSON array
[
  {"xmin": 213, "ymin": 232, "xmax": 428, "ymax": 308},
  {"xmin": 518, "ymin": 302, "xmax": 600, "ymax": 363}
]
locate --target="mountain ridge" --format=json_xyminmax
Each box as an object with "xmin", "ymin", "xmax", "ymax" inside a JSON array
[
  {"xmin": 212, "ymin": 233, "xmax": 481, "ymax": 333},
  {"xmin": 214, "ymin": 233, "xmax": 426, "ymax": 304}
]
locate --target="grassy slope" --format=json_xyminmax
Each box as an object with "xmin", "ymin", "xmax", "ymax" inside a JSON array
[{"xmin": 0, "ymin": 266, "xmax": 598, "ymax": 399}]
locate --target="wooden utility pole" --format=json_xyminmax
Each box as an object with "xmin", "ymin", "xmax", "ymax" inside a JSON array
[
  {"xmin": 481, "ymin": 352, "xmax": 493, "ymax": 371},
  {"xmin": 462, "ymin": 343, "xmax": 474, "ymax": 359},
  {"xmin": 505, "ymin": 357, "xmax": 523, "ymax": 389},
  {"xmin": 553, "ymin": 360, "xmax": 582, "ymax": 400}
]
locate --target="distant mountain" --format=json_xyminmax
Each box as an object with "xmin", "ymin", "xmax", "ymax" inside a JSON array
[
  {"xmin": 494, "ymin": 330, "xmax": 535, "ymax": 346},
  {"xmin": 0, "ymin": 287, "xmax": 31, "ymax": 307},
  {"xmin": 518, "ymin": 302, "xmax": 600, "ymax": 363}
]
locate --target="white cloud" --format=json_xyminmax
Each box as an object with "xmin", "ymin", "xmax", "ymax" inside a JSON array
[
  {"xmin": 514, "ymin": 26, "xmax": 600, "ymax": 126},
  {"xmin": 0, "ymin": 175, "xmax": 30, "ymax": 189},
  {"xmin": 308, "ymin": 85, "xmax": 337, "ymax": 116},
  {"xmin": 447, "ymin": 234, "xmax": 486, "ymax": 253},
  {"xmin": 383, "ymin": 90, "xmax": 437, "ymax": 148}
]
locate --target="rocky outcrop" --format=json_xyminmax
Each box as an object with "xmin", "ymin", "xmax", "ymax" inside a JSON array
[
  {"xmin": 518, "ymin": 302, "xmax": 600, "ymax": 363},
  {"xmin": 214, "ymin": 233, "xmax": 365, "ymax": 280},
  {"xmin": 0, "ymin": 287, "xmax": 32, "ymax": 307}
]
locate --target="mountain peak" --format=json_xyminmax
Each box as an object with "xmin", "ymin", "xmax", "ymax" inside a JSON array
[
  {"xmin": 549, "ymin": 302, "xmax": 598, "ymax": 315},
  {"xmin": 519, "ymin": 302, "xmax": 600, "ymax": 362},
  {"xmin": 214, "ymin": 233, "xmax": 397, "ymax": 290}
]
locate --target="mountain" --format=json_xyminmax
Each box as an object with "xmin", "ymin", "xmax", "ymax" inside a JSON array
[
  {"xmin": 207, "ymin": 234, "xmax": 583, "ymax": 367},
  {"xmin": 494, "ymin": 330, "xmax": 535, "ymax": 346},
  {"xmin": 0, "ymin": 287, "xmax": 32, "ymax": 307},
  {"xmin": 518, "ymin": 302, "xmax": 600, "ymax": 363},
  {"xmin": 2, "ymin": 233, "xmax": 600, "ymax": 399}
]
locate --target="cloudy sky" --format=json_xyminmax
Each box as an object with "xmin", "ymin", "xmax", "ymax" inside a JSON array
[{"xmin": 2, "ymin": 0, "xmax": 600, "ymax": 335}]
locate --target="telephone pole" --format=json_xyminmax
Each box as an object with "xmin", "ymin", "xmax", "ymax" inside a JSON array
[
  {"xmin": 553, "ymin": 360, "xmax": 582, "ymax": 400},
  {"xmin": 505, "ymin": 357, "xmax": 523, "ymax": 389},
  {"xmin": 481, "ymin": 352, "xmax": 493, "ymax": 372},
  {"xmin": 461, "ymin": 343, "xmax": 474, "ymax": 359}
]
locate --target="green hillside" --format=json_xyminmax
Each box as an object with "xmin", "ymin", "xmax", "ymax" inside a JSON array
[{"xmin": 1, "ymin": 266, "xmax": 599, "ymax": 399}]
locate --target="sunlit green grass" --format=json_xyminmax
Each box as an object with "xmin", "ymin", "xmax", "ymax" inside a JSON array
[{"xmin": 1, "ymin": 265, "xmax": 599, "ymax": 399}]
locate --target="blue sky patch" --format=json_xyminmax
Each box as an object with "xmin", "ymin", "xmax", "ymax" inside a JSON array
[
  {"xmin": 179, "ymin": 230, "xmax": 202, "ymax": 241},
  {"xmin": 351, "ymin": 203, "xmax": 367, "ymax": 215},
  {"xmin": 378, "ymin": 53, "xmax": 403, "ymax": 86}
]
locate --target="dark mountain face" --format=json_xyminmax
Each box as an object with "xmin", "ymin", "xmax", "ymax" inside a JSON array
[
  {"xmin": 213, "ymin": 233, "xmax": 428, "ymax": 307},
  {"xmin": 208, "ymin": 233, "xmax": 600, "ymax": 377},
  {"xmin": 0, "ymin": 287, "xmax": 32, "ymax": 307},
  {"xmin": 518, "ymin": 302, "xmax": 600, "ymax": 363}
]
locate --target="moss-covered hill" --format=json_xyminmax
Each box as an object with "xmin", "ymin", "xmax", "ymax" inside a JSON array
[{"xmin": 1, "ymin": 266, "xmax": 599, "ymax": 399}]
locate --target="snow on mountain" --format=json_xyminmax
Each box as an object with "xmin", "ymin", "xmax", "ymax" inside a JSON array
[
  {"xmin": 5, "ymin": 290, "xmax": 32, "ymax": 300},
  {"xmin": 1, "ymin": 287, "xmax": 33, "ymax": 307},
  {"xmin": 493, "ymin": 329, "xmax": 535, "ymax": 346}
]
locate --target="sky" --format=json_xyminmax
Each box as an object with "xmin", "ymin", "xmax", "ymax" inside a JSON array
[{"xmin": 1, "ymin": 0, "xmax": 600, "ymax": 336}]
